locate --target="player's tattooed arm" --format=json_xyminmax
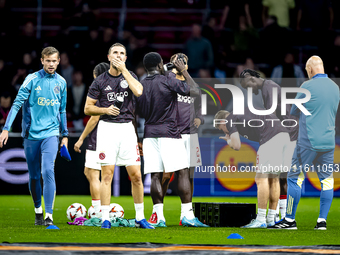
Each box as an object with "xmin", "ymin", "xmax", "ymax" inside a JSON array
[
  {"xmin": 84, "ymin": 97, "xmax": 120, "ymax": 116},
  {"xmin": 112, "ymin": 58, "xmax": 143, "ymax": 97}
]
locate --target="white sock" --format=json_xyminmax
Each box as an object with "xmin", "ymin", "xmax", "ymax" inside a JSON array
[
  {"xmin": 285, "ymin": 217, "xmax": 294, "ymax": 222},
  {"xmin": 279, "ymin": 199, "xmax": 287, "ymax": 219},
  {"xmin": 317, "ymin": 218, "xmax": 326, "ymax": 223},
  {"xmin": 256, "ymin": 208, "xmax": 266, "ymax": 223},
  {"xmin": 134, "ymin": 203, "xmax": 145, "ymax": 221},
  {"xmin": 45, "ymin": 213, "xmax": 53, "ymax": 221},
  {"xmin": 181, "ymin": 203, "xmax": 195, "ymax": 220},
  {"xmin": 92, "ymin": 199, "xmax": 101, "ymax": 215},
  {"xmin": 275, "ymin": 202, "xmax": 280, "ymax": 215},
  {"xmin": 180, "ymin": 206, "xmax": 185, "ymax": 220},
  {"xmin": 35, "ymin": 206, "xmax": 42, "ymax": 214},
  {"xmin": 154, "ymin": 203, "xmax": 165, "ymax": 223},
  {"xmin": 101, "ymin": 205, "xmax": 110, "ymax": 221},
  {"xmin": 267, "ymin": 209, "xmax": 276, "ymax": 223}
]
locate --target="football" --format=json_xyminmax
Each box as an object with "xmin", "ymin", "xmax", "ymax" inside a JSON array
[
  {"xmin": 109, "ymin": 203, "xmax": 124, "ymax": 219},
  {"xmin": 66, "ymin": 203, "xmax": 87, "ymax": 221},
  {"xmin": 87, "ymin": 205, "xmax": 102, "ymax": 219}
]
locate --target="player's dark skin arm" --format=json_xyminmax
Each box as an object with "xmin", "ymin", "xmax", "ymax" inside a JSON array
[{"xmin": 173, "ymin": 59, "xmax": 200, "ymax": 97}]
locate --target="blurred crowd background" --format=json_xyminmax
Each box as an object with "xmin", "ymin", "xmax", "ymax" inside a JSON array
[{"xmin": 0, "ymin": 0, "xmax": 339, "ymax": 135}]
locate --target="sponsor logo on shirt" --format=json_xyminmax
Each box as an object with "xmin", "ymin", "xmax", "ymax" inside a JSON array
[
  {"xmin": 37, "ymin": 97, "xmax": 60, "ymax": 106},
  {"xmin": 107, "ymin": 91, "xmax": 129, "ymax": 101},
  {"xmin": 177, "ymin": 94, "xmax": 194, "ymax": 104}
]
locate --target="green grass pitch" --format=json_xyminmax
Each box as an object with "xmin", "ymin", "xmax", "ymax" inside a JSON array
[{"xmin": 1, "ymin": 195, "xmax": 339, "ymax": 246}]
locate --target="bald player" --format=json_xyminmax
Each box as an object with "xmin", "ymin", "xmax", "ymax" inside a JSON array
[{"xmin": 270, "ymin": 56, "xmax": 340, "ymax": 230}]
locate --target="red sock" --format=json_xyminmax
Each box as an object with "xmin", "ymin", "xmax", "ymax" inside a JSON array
[{"xmin": 280, "ymin": 195, "xmax": 287, "ymax": 200}]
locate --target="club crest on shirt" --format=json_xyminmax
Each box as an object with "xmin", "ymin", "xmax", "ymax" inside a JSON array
[
  {"xmin": 54, "ymin": 85, "xmax": 60, "ymax": 94},
  {"xmin": 120, "ymin": 80, "xmax": 128, "ymax": 89}
]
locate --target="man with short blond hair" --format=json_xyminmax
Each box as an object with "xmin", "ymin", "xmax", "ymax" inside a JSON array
[{"xmin": 0, "ymin": 46, "xmax": 68, "ymax": 226}]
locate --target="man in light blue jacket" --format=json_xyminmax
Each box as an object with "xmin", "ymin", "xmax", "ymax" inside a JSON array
[
  {"xmin": 270, "ymin": 56, "xmax": 340, "ymax": 230},
  {"xmin": 0, "ymin": 46, "xmax": 68, "ymax": 226}
]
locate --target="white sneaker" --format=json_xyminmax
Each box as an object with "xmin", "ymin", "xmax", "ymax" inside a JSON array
[
  {"xmin": 267, "ymin": 221, "xmax": 275, "ymax": 227},
  {"xmin": 275, "ymin": 214, "xmax": 280, "ymax": 222},
  {"xmin": 241, "ymin": 219, "xmax": 267, "ymax": 228}
]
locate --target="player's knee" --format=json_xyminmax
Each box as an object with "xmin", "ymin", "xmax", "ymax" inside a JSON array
[
  {"xmin": 152, "ymin": 172, "xmax": 162, "ymax": 181},
  {"xmin": 102, "ymin": 174, "xmax": 113, "ymax": 185},
  {"xmin": 41, "ymin": 169, "xmax": 54, "ymax": 183},
  {"xmin": 29, "ymin": 176, "xmax": 40, "ymax": 181},
  {"xmin": 130, "ymin": 171, "xmax": 142, "ymax": 185},
  {"xmin": 177, "ymin": 168, "xmax": 189, "ymax": 179}
]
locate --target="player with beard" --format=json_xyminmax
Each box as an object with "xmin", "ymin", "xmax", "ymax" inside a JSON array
[
  {"xmin": 239, "ymin": 69, "xmax": 299, "ymax": 221},
  {"xmin": 147, "ymin": 53, "xmax": 205, "ymax": 226},
  {"xmin": 214, "ymin": 109, "xmax": 291, "ymax": 228},
  {"xmin": 138, "ymin": 52, "xmax": 207, "ymax": 227},
  {"xmin": 84, "ymin": 43, "xmax": 154, "ymax": 229}
]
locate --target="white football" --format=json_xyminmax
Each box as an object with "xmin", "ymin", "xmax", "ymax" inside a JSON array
[
  {"xmin": 87, "ymin": 205, "xmax": 102, "ymax": 219},
  {"xmin": 66, "ymin": 203, "xmax": 87, "ymax": 221},
  {"xmin": 109, "ymin": 203, "xmax": 124, "ymax": 219}
]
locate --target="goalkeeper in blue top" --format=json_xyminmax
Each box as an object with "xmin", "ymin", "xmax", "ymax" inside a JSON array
[
  {"xmin": 0, "ymin": 47, "xmax": 68, "ymax": 226},
  {"xmin": 270, "ymin": 56, "xmax": 340, "ymax": 230}
]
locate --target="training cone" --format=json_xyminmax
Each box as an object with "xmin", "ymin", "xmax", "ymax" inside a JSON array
[
  {"xmin": 46, "ymin": 225, "xmax": 59, "ymax": 230},
  {"xmin": 227, "ymin": 233, "xmax": 244, "ymax": 239}
]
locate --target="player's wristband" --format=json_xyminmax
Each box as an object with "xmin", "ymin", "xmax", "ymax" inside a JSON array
[{"xmin": 227, "ymin": 139, "xmax": 231, "ymax": 144}]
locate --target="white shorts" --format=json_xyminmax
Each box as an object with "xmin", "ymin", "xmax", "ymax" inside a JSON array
[
  {"xmin": 143, "ymin": 137, "xmax": 188, "ymax": 174},
  {"xmin": 85, "ymin": 150, "xmax": 101, "ymax": 170},
  {"xmin": 181, "ymin": 133, "xmax": 202, "ymax": 167},
  {"xmin": 96, "ymin": 120, "xmax": 140, "ymax": 166},
  {"xmin": 257, "ymin": 132, "xmax": 291, "ymax": 175}
]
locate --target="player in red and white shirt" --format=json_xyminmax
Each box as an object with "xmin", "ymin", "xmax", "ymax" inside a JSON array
[{"xmin": 84, "ymin": 43, "xmax": 153, "ymax": 229}]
